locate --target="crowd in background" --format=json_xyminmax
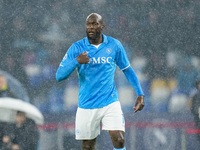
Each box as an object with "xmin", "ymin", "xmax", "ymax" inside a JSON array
[
  {"xmin": 0, "ymin": 111, "xmax": 39, "ymax": 150},
  {"xmin": 0, "ymin": 0, "xmax": 200, "ymax": 114}
]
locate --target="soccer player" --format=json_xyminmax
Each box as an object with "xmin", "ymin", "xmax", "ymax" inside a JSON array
[{"xmin": 56, "ymin": 13, "xmax": 145, "ymax": 150}]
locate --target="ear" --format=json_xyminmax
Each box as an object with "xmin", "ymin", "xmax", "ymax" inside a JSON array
[{"xmin": 101, "ymin": 24, "xmax": 105, "ymax": 30}]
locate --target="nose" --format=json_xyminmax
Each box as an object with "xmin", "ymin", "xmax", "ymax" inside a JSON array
[{"xmin": 87, "ymin": 24, "xmax": 94, "ymax": 29}]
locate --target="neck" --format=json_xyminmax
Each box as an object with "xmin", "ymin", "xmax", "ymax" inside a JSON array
[
  {"xmin": 89, "ymin": 34, "xmax": 103, "ymax": 45},
  {"xmin": 17, "ymin": 122, "xmax": 23, "ymax": 127}
]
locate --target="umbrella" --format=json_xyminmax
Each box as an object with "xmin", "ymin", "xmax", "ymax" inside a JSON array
[
  {"xmin": 0, "ymin": 70, "xmax": 30, "ymax": 102},
  {"xmin": 0, "ymin": 97, "xmax": 44, "ymax": 124}
]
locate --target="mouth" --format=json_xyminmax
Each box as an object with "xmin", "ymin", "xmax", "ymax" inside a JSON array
[
  {"xmin": 86, "ymin": 30, "xmax": 99, "ymax": 39},
  {"xmin": 88, "ymin": 32, "xmax": 95, "ymax": 35}
]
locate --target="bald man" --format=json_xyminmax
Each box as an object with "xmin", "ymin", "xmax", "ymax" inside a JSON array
[{"xmin": 56, "ymin": 13, "xmax": 145, "ymax": 150}]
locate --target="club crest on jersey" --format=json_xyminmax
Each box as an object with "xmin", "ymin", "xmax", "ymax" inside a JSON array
[{"xmin": 106, "ymin": 48, "xmax": 112, "ymax": 54}]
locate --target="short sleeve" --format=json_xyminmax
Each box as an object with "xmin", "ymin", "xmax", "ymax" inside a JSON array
[{"xmin": 115, "ymin": 40, "xmax": 130, "ymax": 70}]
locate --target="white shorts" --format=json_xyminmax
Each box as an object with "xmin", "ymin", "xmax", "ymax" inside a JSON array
[{"xmin": 75, "ymin": 101, "xmax": 125, "ymax": 140}]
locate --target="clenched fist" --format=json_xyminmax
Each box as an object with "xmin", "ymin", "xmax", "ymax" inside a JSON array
[{"xmin": 76, "ymin": 51, "xmax": 90, "ymax": 64}]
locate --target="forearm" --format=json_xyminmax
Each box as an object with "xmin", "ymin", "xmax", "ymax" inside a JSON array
[
  {"xmin": 56, "ymin": 58, "xmax": 78, "ymax": 81},
  {"xmin": 123, "ymin": 66, "xmax": 144, "ymax": 96}
]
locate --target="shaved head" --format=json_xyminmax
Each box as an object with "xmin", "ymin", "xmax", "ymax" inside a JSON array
[{"xmin": 86, "ymin": 13, "xmax": 103, "ymax": 25}]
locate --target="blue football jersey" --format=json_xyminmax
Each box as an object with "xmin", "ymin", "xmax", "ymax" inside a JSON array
[{"xmin": 57, "ymin": 34, "xmax": 130, "ymax": 109}]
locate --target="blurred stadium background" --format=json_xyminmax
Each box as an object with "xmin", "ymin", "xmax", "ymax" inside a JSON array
[{"xmin": 1, "ymin": 0, "xmax": 200, "ymax": 149}]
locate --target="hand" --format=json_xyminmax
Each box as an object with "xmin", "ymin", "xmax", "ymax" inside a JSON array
[
  {"xmin": 76, "ymin": 51, "xmax": 90, "ymax": 64},
  {"xmin": 3, "ymin": 136, "xmax": 10, "ymax": 143},
  {"xmin": 11, "ymin": 144, "xmax": 20, "ymax": 150},
  {"xmin": 133, "ymin": 95, "xmax": 144, "ymax": 113}
]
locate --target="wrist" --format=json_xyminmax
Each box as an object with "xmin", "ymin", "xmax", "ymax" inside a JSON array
[{"xmin": 138, "ymin": 95, "xmax": 144, "ymax": 97}]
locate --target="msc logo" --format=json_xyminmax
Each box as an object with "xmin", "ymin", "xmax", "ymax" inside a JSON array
[{"xmin": 90, "ymin": 57, "xmax": 112, "ymax": 64}]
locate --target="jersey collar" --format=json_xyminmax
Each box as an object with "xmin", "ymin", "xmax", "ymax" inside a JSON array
[{"xmin": 85, "ymin": 34, "xmax": 108, "ymax": 46}]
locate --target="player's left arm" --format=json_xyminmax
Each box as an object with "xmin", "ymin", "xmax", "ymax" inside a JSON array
[
  {"xmin": 115, "ymin": 39, "xmax": 144, "ymax": 112},
  {"xmin": 122, "ymin": 66, "xmax": 145, "ymax": 112}
]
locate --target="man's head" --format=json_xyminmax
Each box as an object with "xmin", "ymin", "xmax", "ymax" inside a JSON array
[
  {"xmin": 16, "ymin": 111, "xmax": 26, "ymax": 126},
  {"xmin": 0, "ymin": 75, "xmax": 7, "ymax": 91},
  {"xmin": 85, "ymin": 13, "xmax": 104, "ymax": 41}
]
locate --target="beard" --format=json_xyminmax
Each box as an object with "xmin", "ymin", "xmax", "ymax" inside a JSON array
[{"xmin": 86, "ymin": 30, "xmax": 101, "ymax": 41}]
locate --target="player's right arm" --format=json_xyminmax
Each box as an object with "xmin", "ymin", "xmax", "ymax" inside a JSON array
[{"xmin": 56, "ymin": 44, "xmax": 89, "ymax": 82}]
